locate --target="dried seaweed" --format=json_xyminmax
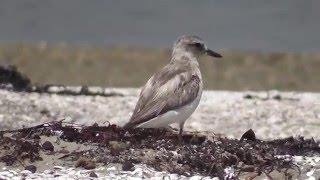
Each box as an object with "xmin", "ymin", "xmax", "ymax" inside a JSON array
[{"xmin": 1, "ymin": 121, "xmax": 319, "ymax": 178}]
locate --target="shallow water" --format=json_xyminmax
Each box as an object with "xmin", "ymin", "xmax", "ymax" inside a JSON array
[{"xmin": 0, "ymin": 1, "xmax": 319, "ymax": 52}]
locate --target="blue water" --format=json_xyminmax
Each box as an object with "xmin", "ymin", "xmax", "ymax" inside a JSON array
[{"xmin": 0, "ymin": 0, "xmax": 319, "ymax": 52}]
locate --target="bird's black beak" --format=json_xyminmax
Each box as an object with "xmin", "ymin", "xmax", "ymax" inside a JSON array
[{"xmin": 206, "ymin": 49, "xmax": 222, "ymax": 58}]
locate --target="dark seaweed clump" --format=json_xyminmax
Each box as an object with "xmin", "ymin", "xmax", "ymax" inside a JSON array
[
  {"xmin": 1, "ymin": 121, "xmax": 319, "ymax": 179},
  {"xmin": 0, "ymin": 65, "xmax": 31, "ymax": 91},
  {"xmin": 0, "ymin": 65, "xmax": 122, "ymax": 97}
]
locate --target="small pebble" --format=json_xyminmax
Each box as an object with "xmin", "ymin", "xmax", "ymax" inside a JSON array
[
  {"xmin": 75, "ymin": 157, "xmax": 96, "ymax": 170},
  {"xmin": 54, "ymin": 166, "xmax": 64, "ymax": 170},
  {"xmin": 89, "ymin": 171, "xmax": 98, "ymax": 178}
]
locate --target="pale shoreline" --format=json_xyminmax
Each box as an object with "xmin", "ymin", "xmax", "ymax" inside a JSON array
[
  {"xmin": 0, "ymin": 88, "xmax": 319, "ymax": 179},
  {"xmin": 0, "ymin": 87, "xmax": 319, "ymax": 139}
]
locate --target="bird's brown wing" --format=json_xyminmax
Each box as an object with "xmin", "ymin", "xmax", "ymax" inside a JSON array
[{"xmin": 123, "ymin": 64, "xmax": 200, "ymax": 128}]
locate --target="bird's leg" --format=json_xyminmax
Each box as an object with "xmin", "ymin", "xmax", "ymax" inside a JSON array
[
  {"xmin": 179, "ymin": 124, "xmax": 184, "ymax": 136},
  {"xmin": 178, "ymin": 122, "xmax": 185, "ymax": 143}
]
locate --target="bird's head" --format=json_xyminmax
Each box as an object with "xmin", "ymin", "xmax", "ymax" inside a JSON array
[{"xmin": 173, "ymin": 35, "xmax": 222, "ymax": 59}]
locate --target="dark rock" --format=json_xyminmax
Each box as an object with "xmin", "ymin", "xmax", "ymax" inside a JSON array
[
  {"xmin": 240, "ymin": 129, "xmax": 256, "ymax": 141},
  {"xmin": 273, "ymin": 94, "xmax": 282, "ymax": 100},
  {"xmin": 122, "ymin": 160, "xmax": 135, "ymax": 171},
  {"xmin": 244, "ymin": 94, "xmax": 253, "ymax": 99},
  {"xmin": 25, "ymin": 165, "xmax": 37, "ymax": 173},
  {"xmin": 42, "ymin": 141, "xmax": 54, "ymax": 152}
]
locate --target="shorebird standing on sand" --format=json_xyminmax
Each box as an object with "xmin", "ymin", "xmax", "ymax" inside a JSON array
[{"xmin": 124, "ymin": 35, "xmax": 222, "ymax": 136}]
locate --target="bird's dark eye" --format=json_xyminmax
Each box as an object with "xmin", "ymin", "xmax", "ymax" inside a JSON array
[{"xmin": 193, "ymin": 43, "xmax": 203, "ymax": 49}]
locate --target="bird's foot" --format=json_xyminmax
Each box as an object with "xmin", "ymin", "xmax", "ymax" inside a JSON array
[{"xmin": 164, "ymin": 126, "xmax": 184, "ymax": 144}]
